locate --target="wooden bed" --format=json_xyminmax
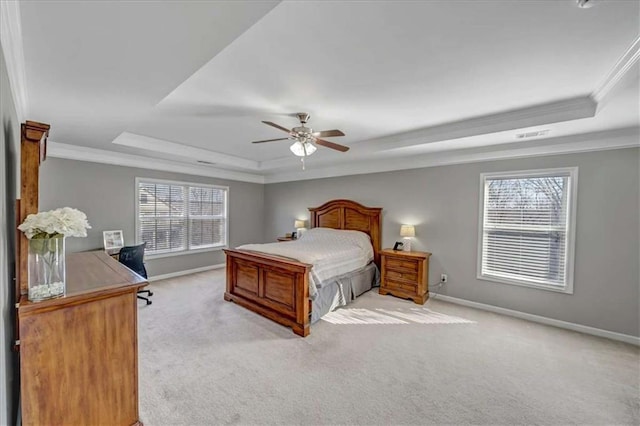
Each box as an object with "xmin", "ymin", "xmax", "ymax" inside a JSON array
[{"xmin": 223, "ymin": 199, "xmax": 382, "ymax": 337}]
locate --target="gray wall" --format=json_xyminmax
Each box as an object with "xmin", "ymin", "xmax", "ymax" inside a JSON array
[
  {"xmin": 0, "ymin": 45, "xmax": 20, "ymax": 426},
  {"xmin": 19, "ymin": 132, "xmax": 640, "ymax": 341},
  {"xmin": 264, "ymin": 148, "xmax": 640, "ymax": 337},
  {"xmin": 40, "ymin": 158, "xmax": 265, "ymax": 277}
]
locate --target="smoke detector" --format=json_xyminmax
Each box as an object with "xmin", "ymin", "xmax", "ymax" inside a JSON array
[{"xmin": 576, "ymin": 0, "xmax": 595, "ymax": 9}]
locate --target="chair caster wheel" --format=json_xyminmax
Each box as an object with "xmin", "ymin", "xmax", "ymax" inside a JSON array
[
  {"xmin": 149, "ymin": 292, "xmax": 154, "ymax": 296},
  {"xmin": 147, "ymin": 300, "xmax": 152, "ymax": 305}
]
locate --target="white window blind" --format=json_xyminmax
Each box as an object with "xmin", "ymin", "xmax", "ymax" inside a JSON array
[
  {"xmin": 478, "ymin": 168, "xmax": 577, "ymax": 293},
  {"xmin": 137, "ymin": 179, "xmax": 228, "ymax": 256}
]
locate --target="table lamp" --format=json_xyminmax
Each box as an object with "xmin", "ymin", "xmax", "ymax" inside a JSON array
[
  {"xmin": 400, "ymin": 224, "xmax": 415, "ymax": 252},
  {"xmin": 294, "ymin": 219, "xmax": 307, "ymax": 238}
]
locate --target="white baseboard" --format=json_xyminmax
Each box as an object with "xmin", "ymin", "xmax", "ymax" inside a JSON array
[
  {"xmin": 430, "ymin": 293, "xmax": 640, "ymax": 346},
  {"xmin": 149, "ymin": 263, "xmax": 225, "ymax": 282}
]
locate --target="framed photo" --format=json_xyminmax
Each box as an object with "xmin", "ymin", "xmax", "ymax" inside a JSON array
[
  {"xmin": 393, "ymin": 241, "xmax": 404, "ymax": 251},
  {"xmin": 103, "ymin": 230, "xmax": 124, "ymax": 250}
]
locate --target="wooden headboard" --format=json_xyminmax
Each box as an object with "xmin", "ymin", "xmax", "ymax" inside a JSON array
[{"xmin": 308, "ymin": 199, "xmax": 383, "ymax": 267}]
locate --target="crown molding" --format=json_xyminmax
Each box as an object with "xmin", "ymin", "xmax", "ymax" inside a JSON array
[
  {"xmin": 362, "ymin": 97, "xmax": 596, "ymax": 151},
  {"xmin": 593, "ymin": 36, "xmax": 640, "ymax": 104},
  {"xmin": 47, "ymin": 141, "xmax": 265, "ymax": 184},
  {"xmin": 47, "ymin": 128, "xmax": 638, "ymax": 186},
  {"xmin": 0, "ymin": 0, "xmax": 28, "ymax": 121},
  {"xmin": 263, "ymin": 127, "xmax": 639, "ymax": 183},
  {"xmin": 259, "ymin": 96, "xmax": 598, "ymax": 170},
  {"xmin": 112, "ymin": 132, "xmax": 259, "ymax": 170}
]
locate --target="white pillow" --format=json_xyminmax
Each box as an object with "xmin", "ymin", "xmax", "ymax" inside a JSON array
[{"xmin": 299, "ymin": 227, "xmax": 373, "ymax": 258}]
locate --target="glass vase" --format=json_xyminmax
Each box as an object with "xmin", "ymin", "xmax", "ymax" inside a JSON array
[{"xmin": 27, "ymin": 235, "xmax": 66, "ymax": 302}]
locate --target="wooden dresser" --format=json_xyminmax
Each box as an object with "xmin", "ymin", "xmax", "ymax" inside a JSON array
[
  {"xmin": 18, "ymin": 251, "xmax": 147, "ymax": 426},
  {"xmin": 379, "ymin": 249, "xmax": 431, "ymax": 304}
]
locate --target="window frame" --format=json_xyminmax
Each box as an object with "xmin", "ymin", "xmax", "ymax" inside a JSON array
[
  {"xmin": 135, "ymin": 177, "xmax": 229, "ymax": 259},
  {"xmin": 476, "ymin": 167, "xmax": 578, "ymax": 294}
]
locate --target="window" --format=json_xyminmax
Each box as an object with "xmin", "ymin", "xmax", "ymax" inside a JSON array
[
  {"xmin": 477, "ymin": 168, "xmax": 577, "ymax": 293},
  {"xmin": 136, "ymin": 178, "xmax": 228, "ymax": 257}
]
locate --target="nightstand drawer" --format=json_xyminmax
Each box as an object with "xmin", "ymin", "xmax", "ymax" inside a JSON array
[
  {"xmin": 385, "ymin": 269, "xmax": 418, "ymax": 282},
  {"xmin": 384, "ymin": 278, "xmax": 417, "ymax": 293},
  {"xmin": 385, "ymin": 257, "xmax": 418, "ymax": 271}
]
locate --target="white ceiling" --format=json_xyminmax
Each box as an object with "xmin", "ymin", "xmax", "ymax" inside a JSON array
[
  {"xmin": 13, "ymin": 0, "xmax": 640, "ymax": 182},
  {"xmin": 20, "ymin": 1, "xmax": 279, "ymax": 146}
]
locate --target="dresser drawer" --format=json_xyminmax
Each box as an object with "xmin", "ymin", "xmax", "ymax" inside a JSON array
[
  {"xmin": 385, "ymin": 257, "xmax": 418, "ymax": 272},
  {"xmin": 385, "ymin": 268, "xmax": 418, "ymax": 282},
  {"xmin": 384, "ymin": 278, "xmax": 417, "ymax": 293}
]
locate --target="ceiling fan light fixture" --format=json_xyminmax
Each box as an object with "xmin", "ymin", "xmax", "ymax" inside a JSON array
[
  {"xmin": 254, "ymin": 113, "xmax": 347, "ymax": 159},
  {"xmin": 290, "ymin": 141, "xmax": 317, "ymax": 157}
]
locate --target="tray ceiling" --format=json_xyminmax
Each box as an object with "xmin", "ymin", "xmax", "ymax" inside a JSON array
[{"xmin": 11, "ymin": 0, "xmax": 640, "ymax": 182}]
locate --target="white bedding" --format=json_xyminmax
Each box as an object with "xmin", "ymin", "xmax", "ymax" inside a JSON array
[{"xmin": 236, "ymin": 228, "xmax": 374, "ymax": 299}]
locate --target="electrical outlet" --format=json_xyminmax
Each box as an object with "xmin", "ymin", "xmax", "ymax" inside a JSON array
[{"xmin": 440, "ymin": 273, "xmax": 448, "ymax": 283}]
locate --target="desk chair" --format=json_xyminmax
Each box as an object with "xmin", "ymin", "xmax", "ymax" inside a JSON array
[{"xmin": 118, "ymin": 243, "xmax": 153, "ymax": 305}]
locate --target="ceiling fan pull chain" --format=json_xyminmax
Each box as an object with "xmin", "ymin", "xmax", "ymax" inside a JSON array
[{"xmin": 301, "ymin": 157, "xmax": 305, "ymax": 170}]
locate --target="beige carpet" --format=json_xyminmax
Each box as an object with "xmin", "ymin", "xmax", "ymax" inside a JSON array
[{"xmin": 137, "ymin": 270, "xmax": 639, "ymax": 425}]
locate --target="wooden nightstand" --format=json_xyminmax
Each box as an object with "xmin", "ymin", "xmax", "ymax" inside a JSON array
[
  {"xmin": 379, "ymin": 249, "xmax": 431, "ymax": 304},
  {"xmin": 277, "ymin": 236, "xmax": 294, "ymax": 242}
]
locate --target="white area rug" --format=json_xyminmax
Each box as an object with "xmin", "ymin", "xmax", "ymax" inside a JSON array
[{"xmin": 322, "ymin": 307, "xmax": 475, "ymax": 325}]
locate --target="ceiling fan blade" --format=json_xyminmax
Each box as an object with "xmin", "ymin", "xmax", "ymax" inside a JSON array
[
  {"xmin": 262, "ymin": 121, "xmax": 291, "ymax": 134},
  {"xmin": 252, "ymin": 138, "xmax": 290, "ymax": 144},
  {"xmin": 314, "ymin": 138, "xmax": 349, "ymax": 152},
  {"xmin": 313, "ymin": 129, "xmax": 345, "ymax": 138}
]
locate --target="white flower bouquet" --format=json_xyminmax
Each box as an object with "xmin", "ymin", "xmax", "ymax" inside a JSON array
[
  {"xmin": 18, "ymin": 207, "xmax": 92, "ymax": 239},
  {"xmin": 18, "ymin": 207, "xmax": 91, "ymax": 301}
]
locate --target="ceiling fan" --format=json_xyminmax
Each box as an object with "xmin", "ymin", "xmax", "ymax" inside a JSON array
[{"xmin": 252, "ymin": 113, "xmax": 348, "ymax": 167}]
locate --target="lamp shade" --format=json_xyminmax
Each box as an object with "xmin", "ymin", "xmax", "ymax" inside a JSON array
[
  {"xmin": 400, "ymin": 225, "xmax": 415, "ymax": 237},
  {"xmin": 294, "ymin": 220, "xmax": 306, "ymax": 229},
  {"xmin": 290, "ymin": 141, "xmax": 317, "ymax": 157}
]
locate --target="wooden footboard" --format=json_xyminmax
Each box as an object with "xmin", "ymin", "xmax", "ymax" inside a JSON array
[{"xmin": 223, "ymin": 249, "xmax": 313, "ymax": 337}]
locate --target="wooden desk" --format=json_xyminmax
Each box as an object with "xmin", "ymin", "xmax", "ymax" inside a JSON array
[
  {"xmin": 19, "ymin": 251, "xmax": 147, "ymax": 425},
  {"xmin": 106, "ymin": 247, "xmax": 121, "ymax": 260}
]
